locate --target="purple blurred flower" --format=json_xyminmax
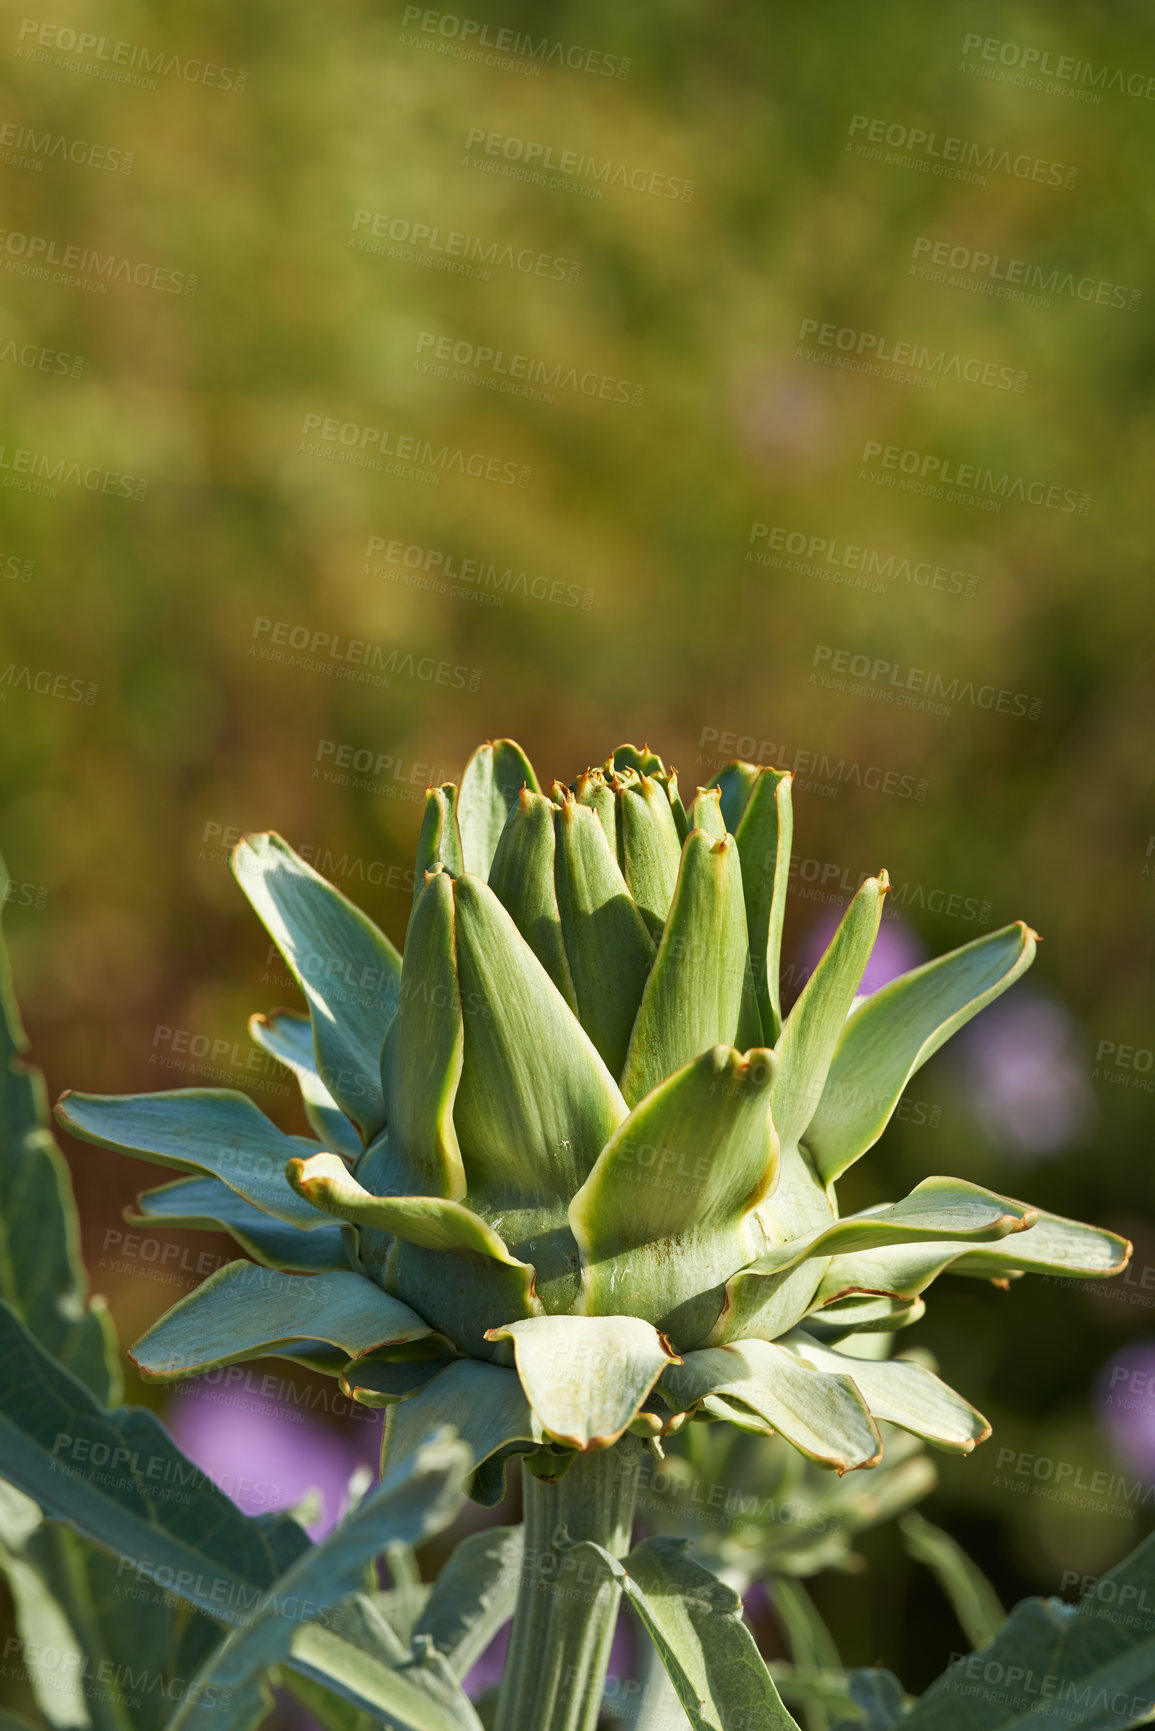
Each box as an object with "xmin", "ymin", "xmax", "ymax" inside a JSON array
[
  {"xmin": 954, "ymin": 990, "xmax": 1096, "ymax": 1161},
  {"xmin": 168, "ymin": 1378, "xmax": 382, "ymax": 1538},
  {"xmin": 1096, "ymin": 1343, "xmax": 1155, "ymax": 1479}
]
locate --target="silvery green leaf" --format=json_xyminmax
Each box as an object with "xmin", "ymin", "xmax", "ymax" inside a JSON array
[
  {"xmin": 616, "ymin": 772, "xmax": 685, "ymax": 938},
  {"xmin": 231, "ymin": 832, "xmax": 401, "ymax": 1137},
  {"xmin": 900, "ymin": 1527, "xmax": 1155, "ymax": 1731},
  {"xmin": 248, "ymin": 1008, "xmax": 361, "ymax": 1158},
  {"xmin": 803, "ymin": 924, "xmax": 1037, "ymax": 1186},
  {"xmin": 380, "ymin": 1359, "xmax": 545, "ymax": 1506},
  {"xmin": 0, "ymin": 863, "xmax": 118, "ymax": 1402},
  {"xmin": 564, "ymin": 1534, "xmax": 798, "ymax": 1731},
  {"xmin": 130, "ymin": 1260, "xmax": 432, "ymax": 1381},
  {"xmin": 164, "ymin": 1429, "xmax": 471, "ymax": 1731},
  {"xmin": 56, "ymin": 1089, "xmax": 328, "ymax": 1230},
  {"xmin": 731, "ymin": 766, "xmax": 794, "ymax": 1043},
  {"xmin": 127, "ymin": 1174, "xmax": 349, "ymax": 1272},
  {"xmin": 413, "ymin": 785, "xmax": 464, "ymax": 898},
  {"xmin": 487, "ymin": 789, "xmax": 576, "ymax": 1008},
  {"xmin": 413, "ymin": 1525, "xmax": 522, "ymax": 1679}
]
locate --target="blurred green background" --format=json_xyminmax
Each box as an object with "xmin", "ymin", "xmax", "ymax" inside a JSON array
[{"xmin": 1, "ymin": 0, "xmax": 1153, "ymax": 1709}]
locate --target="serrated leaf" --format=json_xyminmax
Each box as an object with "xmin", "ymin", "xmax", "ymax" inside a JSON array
[
  {"xmin": 164, "ymin": 1430, "xmax": 471, "ymax": 1731},
  {"xmin": 56, "ymin": 1089, "xmax": 329, "ymax": 1231},
  {"xmin": 413, "ymin": 1525, "xmax": 522, "ymax": 1680},
  {"xmin": 127, "ymin": 1175, "xmax": 349, "ymax": 1272},
  {"xmin": 901, "ymin": 1528, "xmax": 1155, "ymax": 1731},
  {"xmin": 231, "ymin": 833, "xmax": 401, "ymax": 1137},
  {"xmin": 803, "ymin": 924, "xmax": 1037, "ymax": 1186},
  {"xmin": 486, "ymin": 1315, "xmax": 679, "ymax": 1450},
  {"xmin": 456, "ymin": 740, "xmax": 539, "ymax": 877},
  {"xmin": 772, "ymin": 875, "xmax": 888, "ymax": 1152},
  {"xmin": 570, "ymin": 1045, "xmax": 778, "ymax": 1345},
  {"xmin": 0, "ymin": 865, "xmax": 118, "ymax": 1403},
  {"xmin": 566, "ymin": 1534, "xmax": 798, "ymax": 1731},
  {"xmin": 248, "ymin": 1009, "xmax": 361, "ymax": 1159},
  {"xmin": 130, "ymin": 1261, "xmax": 431, "ymax": 1381},
  {"xmin": 619, "ymin": 832, "xmax": 763, "ymax": 1106},
  {"xmin": 660, "ymin": 1338, "xmax": 881, "ymax": 1472}
]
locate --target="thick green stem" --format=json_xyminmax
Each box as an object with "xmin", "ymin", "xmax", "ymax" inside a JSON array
[{"xmin": 494, "ymin": 1437, "xmax": 642, "ymax": 1731}]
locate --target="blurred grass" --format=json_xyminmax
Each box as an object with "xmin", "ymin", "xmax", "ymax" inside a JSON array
[{"xmin": 1, "ymin": 0, "xmax": 1154, "ymax": 1701}]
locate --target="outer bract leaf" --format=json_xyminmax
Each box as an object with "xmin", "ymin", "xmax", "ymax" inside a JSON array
[
  {"xmin": 381, "ymin": 1360, "xmax": 545, "ymax": 1504},
  {"xmin": 128, "ymin": 1175, "xmax": 350, "ymax": 1272},
  {"xmin": 0, "ymin": 869, "xmax": 119, "ymax": 1402},
  {"xmin": 553, "ymin": 796, "xmax": 655, "ymax": 1079},
  {"xmin": 450, "ymin": 876, "xmax": 628, "ymax": 1309},
  {"xmin": 486, "ymin": 1315, "xmax": 679, "ymax": 1450},
  {"xmin": 56, "ymin": 1089, "xmax": 329, "ymax": 1230},
  {"xmin": 899, "ymin": 1527, "xmax": 1155, "ymax": 1731},
  {"xmin": 231, "ymin": 833, "xmax": 401, "ymax": 1137},
  {"xmin": 130, "ymin": 1261, "xmax": 432, "ymax": 1380},
  {"xmin": 658, "ymin": 1337, "xmax": 881, "ymax": 1471},
  {"xmin": 619, "ymin": 832, "xmax": 763, "ymax": 1107},
  {"xmin": 803, "ymin": 922, "xmax": 1038, "ymax": 1186},
  {"xmin": 570, "ymin": 1045, "xmax": 778, "ymax": 1345},
  {"xmin": 413, "ymin": 1526, "xmax": 523, "ymax": 1680},
  {"xmin": 772, "ymin": 873, "xmax": 888, "ymax": 1151},
  {"xmin": 0, "ymin": 1303, "xmax": 310, "ymax": 1625},
  {"xmin": 381, "ymin": 869, "xmax": 466, "ymax": 1199},
  {"xmin": 456, "ymin": 739, "xmax": 539, "ymax": 877},
  {"xmin": 947, "ymin": 1210, "xmax": 1131, "ymax": 1281},
  {"xmin": 783, "ymin": 1334, "xmax": 990, "ymax": 1455},
  {"xmin": 741, "ymin": 1177, "xmax": 1035, "ymax": 1282},
  {"xmin": 616, "ymin": 773, "xmax": 685, "ymax": 937},
  {"xmin": 573, "ymin": 768, "xmax": 617, "ymax": 852},
  {"xmin": 249, "ymin": 1008, "xmax": 361, "ymax": 1159},
  {"xmin": 565, "ymin": 1534, "xmax": 797, "ymax": 1731},
  {"xmin": 606, "ymin": 744, "xmax": 667, "ymax": 778},
  {"xmin": 487, "ymin": 789, "xmax": 576, "ymax": 1008},
  {"xmin": 802, "ymin": 1292, "xmax": 926, "ymax": 1339},
  {"xmin": 164, "ymin": 1430, "xmax": 471, "ymax": 1731},
  {"xmin": 413, "ymin": 785, "xmax": 464, "ymax": 900},
  {"xmin": 733, "ymin": 767, "xmax": 793, "ymax": 1043},
  {"xmin": 287, "ymin": 1153, "xmax": 531, "ymax": 1269},
  {"xmin": 689, "ymin": 787, "xmax": 727, "ymax": 840}
]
